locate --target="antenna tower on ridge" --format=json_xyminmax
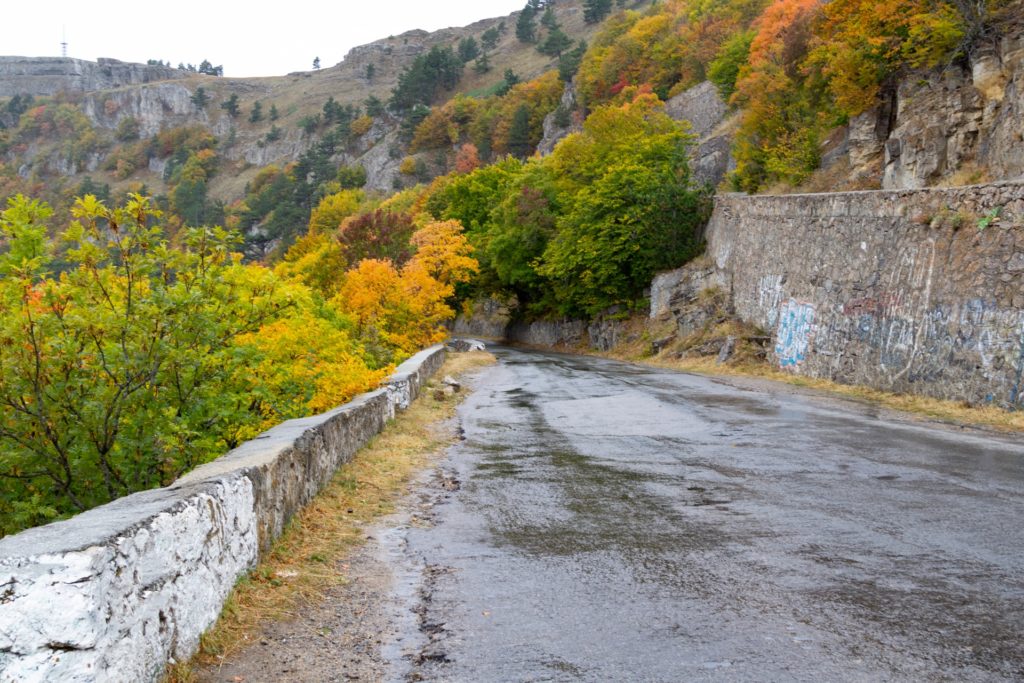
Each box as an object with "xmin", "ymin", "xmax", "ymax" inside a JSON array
[{"xmin": 61, "ymin": 27, "xmax": 68, "ymax": 58}]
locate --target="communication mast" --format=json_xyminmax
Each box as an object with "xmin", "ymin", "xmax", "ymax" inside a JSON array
[{"xmin": 61, "ymin": 27, "xmax": 68, "ymax": 58}]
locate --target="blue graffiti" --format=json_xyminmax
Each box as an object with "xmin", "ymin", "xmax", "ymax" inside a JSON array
[
  {"xmin": 775, "ymin": 299, "xmax": 816, "ymax": 368},
  {"xmin": 1011, "ymin": 331, "xmax": 1024, "ymax": 409}
]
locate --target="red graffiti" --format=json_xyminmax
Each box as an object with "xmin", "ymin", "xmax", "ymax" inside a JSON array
[{"xmin": 843, "ymin": 292, "xmax": 902, "ymax": 317}]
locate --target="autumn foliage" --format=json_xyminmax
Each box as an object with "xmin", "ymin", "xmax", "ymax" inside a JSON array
[{"xmin": 0, "ymin": 192, "xmax": 477, "ymax": 535}]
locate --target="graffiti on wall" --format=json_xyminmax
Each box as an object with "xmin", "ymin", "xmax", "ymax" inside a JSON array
[
  {"xmin": 1012, "ymin": 328, "xmax": 1024, "ymax": 408},
  {"xmin": 758, "ymin": 275, "xmax": 785, "ymax": 328},
  {"xmin": 775, "ymin": 299, "xmax": 816, "ymax": 368}
]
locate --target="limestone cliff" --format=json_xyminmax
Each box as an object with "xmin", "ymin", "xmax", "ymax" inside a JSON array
[
  {"xmin": 0, "ymin": 57, "xmax": 184, "ymax": 97},
  {"xmin": 825, "ymin": 31, "xmax": 1024, "ymax": 190}
]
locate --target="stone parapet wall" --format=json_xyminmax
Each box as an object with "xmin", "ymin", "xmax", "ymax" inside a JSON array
[
  {"xmin": 704, "ymin": 184, "xmax": 1024, "ymax": 407},
  {"xmin": 0, "ymin": 346, "xmax": 446, "ymax": 682}
]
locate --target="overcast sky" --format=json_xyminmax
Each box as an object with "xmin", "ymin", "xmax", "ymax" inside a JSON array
[{"xmin": 5, "ymin": 1, "xmax": 526, "ymax": 77}]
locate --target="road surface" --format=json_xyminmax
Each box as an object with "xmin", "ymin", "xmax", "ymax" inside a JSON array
[
  {"xmin": 384, "ymin": 346, "xmax": 1024, "ymax": 682},
  {"xmin": 200, "ymin": 345, "xmax": 1024, "ymax": 682}
]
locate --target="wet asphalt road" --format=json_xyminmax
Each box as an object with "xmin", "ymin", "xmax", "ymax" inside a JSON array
[{"xmin": 385, "ymin": 346, "xmax": 1024, "ymax": 682}]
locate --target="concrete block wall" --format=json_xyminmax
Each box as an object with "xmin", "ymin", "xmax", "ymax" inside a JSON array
[
  {"xmin": 704, "ymin": 183, "xmax": 1024, "ymax": 407},
  {"xmin": 0, "ymin": 345, "xmax": 446, "ymax": 682}
]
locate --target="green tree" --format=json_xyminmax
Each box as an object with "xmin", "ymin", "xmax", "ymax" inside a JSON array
[
  {"xmin": 365, "ymin": 95, "xmax": 385, "ymax": 117},
  {"xmin": 337, "ymin": 164, "xmax": 368, "ymax": 189},
  {"xmin": 0, "ymin": 195, "xmax": 295, "ymax": 532},
  {"xmin": 516, "ymin": 4, "xmax": 538, "ymax": 43},
  {"xmin": 507, "ymin": 105, "xmax": 532, "ymax": 158},
  {"xmin": 198, "ymin": 59, "xmax": 224, "ymax": 76},
  {"xmin": 474, "ymin": 52, "xmax": 493, "ymax": 74},
  {"xmin": 537, "ymin": 95, "xmax": 709, "ymax": 315},
  {"xmin": 496, "ymin": 69, "xmax": 521, "ymax": 96},
  {"xmin": 482, "ymin": 26, "xmax": 501, "ymax": 50},
  {"xmin": 249, "ymin": 100, "xmax": 264, "ymax": 123},
  {"xmin": 313, "ymin": 56, "xmax": 321, "ymax": 70},
  {"xmin": 541, "ymin": 6, "xmax": 559, "ymax": 29},
  {"xmin": 558, "ymin": 40, "xmax": 588, "ymax": 81},
  {"xmin": 584, "ymin": 0, "xmax": 613, "ymax": 23},
  {"xmin": 708, "ymin": 30, "xmax": 755, "ymax": 100},
  {"xmin": 190, "ymin": 87, "xmax": 209, "ymax": 108},
  {"xmin": 458, "ymin": 36, "xmax": 481, "ymax": 63},
  {"xmin": 366, "ymin": 63, "xmax": 376, "ymax": 82},
  {"xmin": 269, "ymin": 103, "xmax": 280, "ymax": 121},
  {"xmin": 539, "ymin": 26, "xmax": 573, "ymax": 56},
  {"xmin": 390, "ymin": 46, "xmax": 464, "ymax": 111},
  {"xmin": 220, "ymin": 94, "xmax": 240, "ymax": 118},
  {"xmin": 298, "ymin": 114, "xmax": 322, "ymax": 134}
]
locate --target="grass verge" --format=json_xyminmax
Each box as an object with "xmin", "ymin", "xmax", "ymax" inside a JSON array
[
  {"xmin": 640, "ymin": 354, "xmax": 1024, "ymax": 433},
  {"xmin": 165, "ymin": 350, "xmax": 496, "ymax": 683}
]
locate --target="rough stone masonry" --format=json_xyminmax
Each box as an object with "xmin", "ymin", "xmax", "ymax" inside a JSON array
[{"xmin": 696, "ymin": 182, "xmax": 1024, "ymax": 408}]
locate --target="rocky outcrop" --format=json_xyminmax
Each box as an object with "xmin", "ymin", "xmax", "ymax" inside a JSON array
[
  {"xmin": 0, "ymin": 57, "xmax": 183, "ymax": 97},
  {"xmin": 664, "ymin": 81, "xmax": 734, "ymax": 187},
  {"xmin": 352, "ymin": 126, "xmax": 404, "ymax": 192},
  {"xmin": 537, "ymin": 82, "xmax": 582, "ymax": 156},
  {"xmin": 505, "ymin": 319, "xmax": 588, "ymax": 348},
  {"xmin": 834, "ymin": 32, "xmax": 1024, "ymax": 189},
  {"xmin": 81, "ymin": 83, "xmax": 203, "ymax": 138},
  {"xmin": 0, "ymin": 346, "xmax": 447, "ymax": 682},
  {"xmin": 664, "ymin": 81, "xmax": 728, "ymax": 138},
  {"xmin": 453, "ymin": 296, "xmax": 517, "ymax": 339}
]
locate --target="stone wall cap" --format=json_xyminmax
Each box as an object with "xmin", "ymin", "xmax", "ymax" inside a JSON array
[{"xmin": 0, "ymin": 479, "xmax": 223, "ymax": 561}]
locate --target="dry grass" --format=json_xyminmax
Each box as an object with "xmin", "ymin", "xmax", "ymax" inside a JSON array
[
  {"xmin": 595, "ymin": 313, "xmax": 1024, "ymax": 434},
  {"xmin": 165, "ymin": 350, "xmax": 496, "ymax": 683}
]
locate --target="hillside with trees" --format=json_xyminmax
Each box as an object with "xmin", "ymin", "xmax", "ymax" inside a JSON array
[{"xmin": 0, "ymin": 0, "xmax": 1020, "ymax": 531}]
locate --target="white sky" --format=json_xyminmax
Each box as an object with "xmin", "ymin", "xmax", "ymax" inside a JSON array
[{"xmin": 5, "ymin": 1, "xmax": 526, "ymax": 77}]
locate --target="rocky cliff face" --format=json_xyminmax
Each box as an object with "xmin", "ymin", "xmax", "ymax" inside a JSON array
[
  {"xmin": 81, "ymin": 83, "xmax": 205, "ymax": 138},
  {"xmin": 0, "ymin": 57, "xmax": 184, "ymax": 97},
  {"xmin": 663, "ymin": 81, "xmax": 734, "ymax": 187},
  {"xmin": 834, "ymin": 31, "xmax": 1024, "ymax": 189},
  {"xmin": 537, "ymin": 83, "xmax": 582, "ymax": 156}
]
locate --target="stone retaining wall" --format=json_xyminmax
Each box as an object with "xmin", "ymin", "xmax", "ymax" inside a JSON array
[
  {"xmin": 703, "ymin": 183, "xmax": 1024, "ymax": 407},
  {"xmin": 0, "ymin": 346, "xmax": 446, "ymax": 682}
]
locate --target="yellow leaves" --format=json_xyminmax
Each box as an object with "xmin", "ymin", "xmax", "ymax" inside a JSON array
[
  {"xmin": 408, "ymin": 220, "xmax": 478, "ymax": 286},
  {"xmin": 332, "ymin": 220, "xmax": 478, "ymax": 356},
  {"xmin": 308, "ymin": 189, "xmax": 365, "ymax": 236},
  {"xmin": 804, "ymin": 0, "xmax": 964, "ymax": 115},
  {"xmin": 399, "ymin": 157, "xmax": 418, "ymax": 176},
  {"xmin": 351, "ymin": 115, "xmax": 374, "ymax": 138},
  {"xmin": 237, "ymin": 315, "xmax": 389, "ymax": 436},
  {"xmin": 275, "ymin": 233, "xmax": 347, "ymax": 297}
]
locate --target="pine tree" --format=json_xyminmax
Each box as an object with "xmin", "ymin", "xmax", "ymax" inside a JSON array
[
  {"xmin": 482, "ymin": 27, "xmax": 501, "ymax": 50},
  {"xmin": 507, "ymin": 105, "xmax": 532, "ymax": 158},
  {"xmin": 220, "ymin": 94, "xmax": 240, "ymax": 118},
  {"xmin": 516, "ymin": 4, "xmax": 538, "ymax": 43},
  {"xmin": 558, "ymin": 40, "xmax": 588, "ymax": 81},
  {"xmin": 249, "ymin": 101, "xmax": 263, "ymax": 123},
  {"xmin": 458, "ymin": 37, "xmax": 480, "ymax": 63},
  {"xmin": 496, "ymin": 69, "xmax": 521, "ymax": 96},
  {"xmin": 474, "ymin": 52, "xmax": 492, "ymax": 74},
  {"xmin": 584, "ymin": 0, "xmax": 613, "ymax": 23},
  {"xmin": 313, "ymin": 56, "xmax": 321, "ymax": 70},
  {"xmin": 269, "ymin": 103, "xmax": 279, "ymax": 121},
  {"xmin": 538, "ymin": 22, "xmax": 572, "ymax": 57},
  {"xmin": 366, "ymin": 63, "xmax": 376, "ymax": 82},
  {"xmin": 365, "ymin": 95, "xmax": 385, "ymax": 117},
  {"xmin": 190, "ymin": 87, "xmax": 209, "ymax": 109},
  {"xmin": 541, "ymin": 6, "xmax": 558, "ymax": 29}
]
